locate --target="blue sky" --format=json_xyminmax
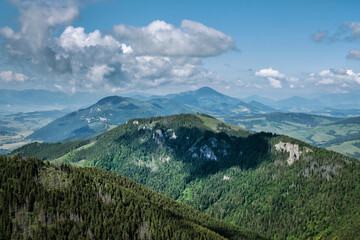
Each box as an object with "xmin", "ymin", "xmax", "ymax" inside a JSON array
[{"xmin": 0, "ymin": 0, "xmax": 360, "ymax": 98}]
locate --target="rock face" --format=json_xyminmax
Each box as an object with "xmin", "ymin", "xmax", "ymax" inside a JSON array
[
  {"xmin": 152, "ymin": 129, "xmax": 164, "ymax": 146},
  {"xmin": 200, "ymin": 145, "xmax": 217, "ymax": 161},
  {"xmin": 275, "ymin": 141, "xmax": 302, "ymax": 165}
]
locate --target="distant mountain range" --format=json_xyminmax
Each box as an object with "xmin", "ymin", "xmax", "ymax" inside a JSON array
[
  {"xmin": 23, "ymin": 87, "xmax": 360, "ymax": 159},
  {"xmin": 27, "ymin": 96, "xmax": 200, "ymax": 143},
  {"xmin": 13, "ymin": 114, "xmax": 360, "ymax": 239},
  {"xmin": 242, "ymin": 94, "xmax": 360, "ymax": 117},
  {"xmin": 26, "ymin": 87, "xmax": 276, "ymax": 143}
]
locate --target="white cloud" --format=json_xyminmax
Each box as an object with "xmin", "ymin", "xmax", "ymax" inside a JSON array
[
  {"xmin": 255, "ymin": 68, "xmax": 287, "ymax": 88},
  {"xmin": 87, "ymin": 65, "xmax": 115, "ymax": 84},
  {"xmin": 268, "ymin": 77, "xmax": 282, "ymax": 88},
  {"xmin": 60, "ymin": 26, "xmax": 121, "ymax": 52},
  {"xmin": 121, "ymin": 43, "xmax": 133, "ymax": 54},
  {"xmin": 0, "ymin": 71, "xmax": 28, "ymax": 82},
  {"xmin": 311, "ymin": 68, "xmax": 360, "ymax": 87},
  {"xmin": 0, "ymin": 1, "xmax": 231, "ymax": 92},
  {"xmin": 255, "ymin": 68, "xmax": 285, "ymax": 79},
  {"xmin": 0, "ymin": 27, "xmax": 20, "ymax": 40},
  {"xmin": 0, "ymin": 0, "xmax": 79, "ymax": 53},
  {"xmin": 113, "ymin": 20, "xmax": 235, "ymax": 57}
]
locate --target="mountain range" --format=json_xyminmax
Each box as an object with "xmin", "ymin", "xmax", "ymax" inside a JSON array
[
  {"xmin": 14, "ymin": 113, "xmax": 360, "ymax": 239},
  {"xmin": 25, "ymin": 87, "xmax": 283, "ymax": 143},
  {"xmin": 21, "ymin": 87, "xmax": 360, "ymax": 160},
  {"xmin": 26, "ymin": 96, "xmax": 200, "ymax": 143}
]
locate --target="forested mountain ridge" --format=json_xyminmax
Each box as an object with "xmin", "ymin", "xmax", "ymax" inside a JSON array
[
  {"xmin": 0, "ymin": 155, "xmax": 264, "ymax": 240},
  {"xmin": 13, "ymin": 114, "xmax": 360, "ymax": 239}
]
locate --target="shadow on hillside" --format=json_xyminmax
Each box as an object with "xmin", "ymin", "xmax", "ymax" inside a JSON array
[{"xmin": 162, "ymin": 126, "xmax": 274, "ymax": 181}]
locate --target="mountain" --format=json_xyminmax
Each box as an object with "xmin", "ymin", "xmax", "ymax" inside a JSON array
[
  {"xmin": 0, "ymin": 155, "xmax": 263, "ymax": 240},
  {"xmin": 273, "ymin": 96, "xmax": 323, "ymax": 112},
  {"xmin": 314, "ymin": 91, "xmax": 360, "ymax": 109},
  {"xmin": 163, "ymin": 87, "xmax": 242, "ymax": 115},
  {"xmin": 241, "ymin": 93, "xmax": 360, "ymax": 117},
  {"xmin": 241, "ymin": 95, "xmax": 277, "ymax": 107},
  {"xmin": 27, "ymin": 96, "xmax": 199, "ymax": 143},
  {"xmin": 161, "ymin": 87, "xmax": 276, "ymax": 116},
  {"xmin": 14, "ymin": 113, "xmax": 359, "ymax": 239},
  {"xmin": 246, "ymin": 101, "xmax": 277, "ymax": 113}
]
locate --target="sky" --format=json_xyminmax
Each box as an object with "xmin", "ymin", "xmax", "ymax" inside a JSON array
[{"xmin": 0, "ymin": 0, "xmax": 360, "ymax": 99}]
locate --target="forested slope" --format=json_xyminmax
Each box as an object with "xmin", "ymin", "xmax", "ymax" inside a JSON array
[
  {"xmin": 13, "ymin": 114, "xmax": 360, "ymax": 239},
  {"xmin": 0, "ymin": 155, "xmax": 263, "ymax": 240}
]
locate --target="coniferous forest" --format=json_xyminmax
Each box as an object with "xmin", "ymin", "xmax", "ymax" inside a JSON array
[{"xmin": 0, "ymin": 155, "xmax": 265, "ymax": 240}]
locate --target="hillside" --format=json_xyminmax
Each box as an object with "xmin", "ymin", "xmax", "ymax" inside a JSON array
[
  {"xmin": 225, "ymin": 113, "xmax": 360, "ymax": 158},
  {"xmin": 0, "ymin": 155, "xmax": 263, "ymax": 240},
  {"xmin": 14, "ymin": 113, "xmax": 360, "ymax": 239},
  {"xmin": 27, "ymin": 96, "xmax": 199, "ymax": 143}
]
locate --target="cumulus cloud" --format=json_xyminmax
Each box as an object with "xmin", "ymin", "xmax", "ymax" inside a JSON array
[
  {"xmin": 268, "ymin": 77, "xmax": 282, "ymax": 88},
  {"xmin": 113, "ymin": 20, "xmax": 235, "ymax": 57},
  {"xmin": 255, "ymin": 68, "xmax": 286, "ymax": 88},
  {"xmin": 255, "ymin": 67, "xmax": 285, "ymax": 79},
  {"xmin": 0, "ymin": 1, "xmax": 234, "ymax": 92},
  {"xmin": 310, "ymin": 68, "xmax": 360, "ymax": 87},
  {"xmin": 60, "ymin": 26, "xmax": 121, "ymax": 52},
  {"xmin": 0, "ymin": 0, "xmax": 79, "ymax": 52},
  {"xmin": 0, "ymin": 70, "xmax": 28, "ymax": 82}
]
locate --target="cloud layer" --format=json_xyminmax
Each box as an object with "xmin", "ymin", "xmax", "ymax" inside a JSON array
[
  {"xmin": 0, "ymin": 0, "xmax": 234, "ymax": 92},
  {"xmin": 0, "ymin": 70, "xmax": 28, "ymax": 82},
  {"xmin": 113, "ymin": 20, "xmax": 235, "ymax": 57},
  {"xmin": 310, "ymin": 68, "xmax": 360, "ymax": 87}
]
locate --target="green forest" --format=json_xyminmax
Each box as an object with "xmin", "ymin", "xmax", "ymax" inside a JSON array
[
  {"xmin": 0, "ymin": 155, "xmax": 265, "ymax": 240},
  {"xmin": 13, "ymin": 114, "xmax": 360, "ymax": 239}
]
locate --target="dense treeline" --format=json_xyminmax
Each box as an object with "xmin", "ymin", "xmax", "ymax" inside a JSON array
[
  {"xmin": 12, "ymin": 114, "xmax": 360, "ymax": 239},
  {"xmin": 15, "ymin": 140, "xmax": 91, "ymax": 160},
  {"xmin": 0, "ymin": 155, "xmax": 264, "ymax": 240}
]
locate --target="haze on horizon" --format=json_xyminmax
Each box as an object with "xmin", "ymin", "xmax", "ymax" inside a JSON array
[{"xmin": 1, "ymin": 0, "xmax": 360, "ymax": 99}]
